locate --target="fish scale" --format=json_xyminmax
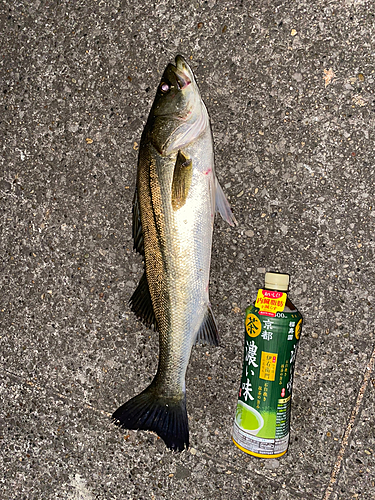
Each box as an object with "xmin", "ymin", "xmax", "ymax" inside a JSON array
[{"xmin": 113, "ymin": 55, "xmax": 237, "ymax": 451}]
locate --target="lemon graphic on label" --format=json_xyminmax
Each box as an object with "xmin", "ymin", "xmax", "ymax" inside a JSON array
[
  {"xmin": 295, "ymin": 319, "xmax": 302, "ymax": 340},
  {"xmin": 245, "ymin": 313, "xmax": 262, "ymax": 338}
]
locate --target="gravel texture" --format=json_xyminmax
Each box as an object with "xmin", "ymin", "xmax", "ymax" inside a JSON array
[{"xmin": 1, "ymin": 1, "xmax": 374, "ymax": 499}]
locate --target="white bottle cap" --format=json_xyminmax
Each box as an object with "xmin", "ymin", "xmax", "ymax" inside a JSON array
[{"xmin": 264, "ymin": 272, "xmax": 289, "ymax": 291}]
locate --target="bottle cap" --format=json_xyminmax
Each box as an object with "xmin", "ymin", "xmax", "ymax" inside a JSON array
[{"xmin": 264, "ymin": 272, "xmax": 289, "ymax": 291}]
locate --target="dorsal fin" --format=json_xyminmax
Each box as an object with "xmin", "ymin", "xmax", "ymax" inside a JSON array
[
  {"xmin": 194, "ymin": 305, "xmax": 220, "ymax": 346},
  {"xmin": 129, "ymin": 272, "xmax": 157, "ymax": 330},
  {"xmin": 132, "ymin": 189, "xmax": 144, "ymax": 255}
]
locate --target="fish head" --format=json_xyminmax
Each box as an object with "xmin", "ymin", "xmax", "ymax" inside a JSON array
[
  {"xmin": 153, "ymin": 55, "xmax": 197, "ymax": 119},
  {"xmin": 149, "ymin": 55, "xmax": 208, "ymax": 155}
]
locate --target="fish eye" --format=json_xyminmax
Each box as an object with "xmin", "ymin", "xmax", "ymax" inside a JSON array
[{"xmin": 160, "ymin": 83, "xmax": 170, "ymax": 93}]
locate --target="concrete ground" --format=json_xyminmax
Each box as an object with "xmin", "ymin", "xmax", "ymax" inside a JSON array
[{"xmin": 1, "ymin": 0, "xmax": 374, "ymax": 499}]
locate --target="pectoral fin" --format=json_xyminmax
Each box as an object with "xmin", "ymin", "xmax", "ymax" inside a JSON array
[{"xmin": 171, "ymin": 150, "xmax": 193, "ymax": 211}]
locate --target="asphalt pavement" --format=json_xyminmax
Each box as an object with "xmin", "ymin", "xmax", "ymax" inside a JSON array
[{"xmin": 1, "ymin": 1, "xmax": 374, "ymax": 499}]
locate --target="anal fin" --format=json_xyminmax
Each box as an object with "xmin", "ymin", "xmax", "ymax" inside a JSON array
[{"xmin": 194, "ymin": 304, "xmax": 220, "ymax": 346}]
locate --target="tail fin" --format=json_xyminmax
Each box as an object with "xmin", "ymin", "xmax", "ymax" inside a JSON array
[{"xmin": 112, "ymin": 387, "xmax": 189, "ymax": 452}]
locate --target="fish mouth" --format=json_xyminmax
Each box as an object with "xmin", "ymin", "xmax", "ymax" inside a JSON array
[{"xmin": 171, "ymin": 55, "xmax": 192, "ymax": 90}]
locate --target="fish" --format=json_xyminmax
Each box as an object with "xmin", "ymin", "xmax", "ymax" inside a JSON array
[{"xmin": 112, "ymin": 55, "xmax": 237, "ymax": 451}]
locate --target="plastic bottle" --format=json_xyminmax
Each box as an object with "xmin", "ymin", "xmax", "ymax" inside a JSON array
[{"xmin": 232, "ymin": 272, "xmax": 303, "ymax": 458}]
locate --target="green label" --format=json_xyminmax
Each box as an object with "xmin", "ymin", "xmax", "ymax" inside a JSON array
[{"xmin": 233, "ymin": 302, "xmax": 302, "ymax": 457}]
